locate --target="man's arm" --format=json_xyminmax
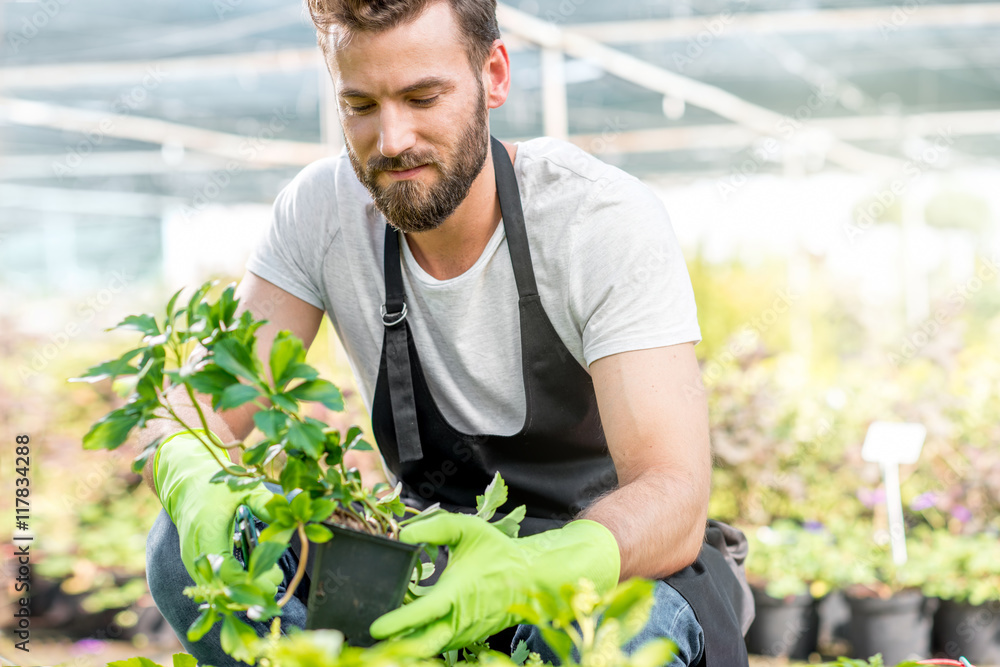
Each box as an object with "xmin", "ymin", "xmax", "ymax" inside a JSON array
[
  {"xmin": 581, "ymin": 341, "xmax": 711, "ymax": 581},
  {"xmin": 138, "ymin": 272, "xmax": 324, "ymax": 492}
]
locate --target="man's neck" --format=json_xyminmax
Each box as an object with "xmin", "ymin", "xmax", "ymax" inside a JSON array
[{"xmin": 403, "ymin": 140, "xmax": 517, "ymax": 281}]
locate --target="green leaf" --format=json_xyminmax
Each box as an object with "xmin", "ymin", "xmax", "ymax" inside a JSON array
[
  {"xmin": 353, "ymin": 438, "xmax": 373, "ymax": 452},
  {"xmin": 220, "ymin": 615, "xmax": 259, "ymax": 663},
  {"xmin": 263, "ymin": 495, "xmax": 294, "ymax": 524},
  {"xmin": 344, "ymin": 426, "xmax": 363, "ymax": 449},
  {"xmin": 248, "ymin": 541, "xmax": 286, "ymax": 580},
  {"xmin": 253, "ymin": 409, "xmax": 288, "ymax": 441},
  {"xmin": 131, "ymin": 434, "xmax": 167, "ymax": 474},
  {"xmin": 211, "ymin": 283, "xmax": 239, "ymax": 330},
  {"xmin": 216, "ymin": 383, "xmax": 261, "ymax": 411},
  {"xmin": 304, "ymin": 523, "xmax": 333, "ymax": 543},
  {"xmin": 208, "ymin": 468, "xmax": 262, "ymax": 492},
  {"xmin": 82, "ymin": 407, "xmax": 141, "ymax": 450},
  {"xmin": 286, "ymin": 379, "xmax": 344, "ymax": 411},
  {"xmin": 171, "ymin": 653, "xmax": 198, "ymax": 667},
  {"xmin": 309, "ymin": 498, "xmax": 337, "ymax": 522},
  {"xmin": 279, "ymin": 457, "xmax": 323, "ymax": 495},
  {"xmin": 259, "ymin": 524, "xmax": 296, "ymax": 544},
  {"xmin": 186, "ymin": 607, "xmax": 219, "ymax": 643},
  {"xmin": 476, "ymin": 471, "xmax": 508, "ymax": 521},
  {"xmin": 165, "ymin": 287, "xmax": 185, "ymax": 323},
  {"xmin": 287, "ymin": 420, "xmax": 326, "ymax": 460},
  {"xmin": 280, "ymin": 362, "xmax": 319, "ymax": 386},
  {"xmin": 107, "ymin": 658, "xmax": 163, "ymax": 667},
  {"xmin": 186, "ymin": 281, "xmax": 216, "ymax": 330},
  {"xmin": 113, "ymin": 313, "xmax": 160, "ymax": 336},
  {"xmin": 290, "ymin": 491, "xmax": 313, "ymax": 522},
  {"xmin": 269, "ymin": 330, "xmax": 307, "ymax": 391},
  {"xmin": 491, "ymin": 505, "xmax": 526, "ymax": 538},
  {"xmin": 185, "ymin": 365, "xmax": 240, "ymax": 396},
  {"xmin": 226, "ymin": 583, "xmax": 267, "ymax": 607},
  {"xmin": 510, "ymin": 640, "xmax": 530, "ymax": 666},
  {"xmin": 603, "ymin": 578, "xmax": 657, "ymax": 621},
  {"xmin": 269, "ymin": 393, "xmax": 299, "ymax": 413},
  {"xmin": 212, "ymin": 338, "xmax": 260, "ymax": 384},
  {"xmin": 242, "ymin": 441, "xmax": 274, "ymax": 467},
  {"xmin": 210, "ymin": 466, "xmax": 248, "ymax": 481},
  {"xmin": 69, "ymin": 348, "xmax": 144, "ymax": 383}
]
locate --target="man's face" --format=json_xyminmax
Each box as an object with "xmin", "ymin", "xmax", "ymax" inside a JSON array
[{"xmin": 330, "ymin": 2, "xmax": 491, "ymax": 234}]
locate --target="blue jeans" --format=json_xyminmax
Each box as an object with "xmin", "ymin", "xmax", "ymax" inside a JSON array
[{"xmin": 146, "ymin": 506, "xmax": 704, "ymax": 666}]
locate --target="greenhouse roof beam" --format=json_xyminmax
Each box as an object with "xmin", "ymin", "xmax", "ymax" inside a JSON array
[{"xmin": 561, "ymin": 3, "xmax": 1000, "ymax": 43}]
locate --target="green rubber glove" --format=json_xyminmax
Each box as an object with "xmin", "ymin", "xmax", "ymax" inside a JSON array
[
  {"xmin": 368, "ymin": 513, "xmax": 621, "ymax": 656},
  {"xmin": 153, "ymin": 428, "xmax": 282, "ymax": 591}
]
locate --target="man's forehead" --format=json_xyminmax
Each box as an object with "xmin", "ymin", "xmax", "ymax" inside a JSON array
[{"xmin": 329, "ymin": 2, "xmax": 469, "ymax": 90}]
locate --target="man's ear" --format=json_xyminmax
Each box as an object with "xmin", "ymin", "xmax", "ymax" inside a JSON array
[{"xmin": 483, "ymin": 39, "xmax": 511, "ymax": 110}]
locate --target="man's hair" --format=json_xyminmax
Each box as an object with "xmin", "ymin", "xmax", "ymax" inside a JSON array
[{"xmin": 306, "ymin": 0, "xmax": 501, "ymax": 73}]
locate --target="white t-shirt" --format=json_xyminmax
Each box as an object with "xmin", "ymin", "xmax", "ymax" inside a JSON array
[{"xmin": 246, "ymin": 137, "xmax": 701, "ymax": 436}]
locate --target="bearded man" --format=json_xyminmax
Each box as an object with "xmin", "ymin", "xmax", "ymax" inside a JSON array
[{"xmin": 143, "ymin": 1, "xmax": 754, "ymax": 665}]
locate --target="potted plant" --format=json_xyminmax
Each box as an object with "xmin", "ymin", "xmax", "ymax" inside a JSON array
[
  {"xmin": 104, "ymin": 576, "xmax": 677, "ymax": 667},
  {"xmin": 70, "ymin": 280, "xmax": 526, "ymax": 656},
  {"xmin": 743, "ymin": 520, "xmax": 837, "ymax": 660},
  {"xmin": 829, "ymin": 524, "xmax": 937, "ymax": 665},
  {"xmin": 918, "ymin": 530, "xmax": 1000, "ymax": 663}
]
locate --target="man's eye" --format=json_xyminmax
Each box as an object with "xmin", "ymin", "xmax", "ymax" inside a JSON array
[
  {"xmin": 411, "ymin": 96, "xmax": 438, "ymax": 106},
  {"xmin": 348, "ymin": 103, "xmax": 375, "ymax": 114}
]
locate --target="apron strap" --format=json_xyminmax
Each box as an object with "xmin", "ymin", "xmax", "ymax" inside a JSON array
[
  {"xmin": 491, "ymin": 135, "xmax": 539, "ymax": 300},
  {"xmin": 382, "ymin": 225, "xmax": 422, "ymax": 463}
]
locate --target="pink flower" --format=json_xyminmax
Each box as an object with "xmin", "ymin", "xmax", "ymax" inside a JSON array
[
  {"xmin": 950, "ymin": 504, "xmax": 972, "ymax": 522},
  {"xmin": 858, "ymin": 487, "xmax": 886, "ymax": 508},
  {"xmin": 909, "ymin": 491, "xmax": 939, "ymax": 511}
]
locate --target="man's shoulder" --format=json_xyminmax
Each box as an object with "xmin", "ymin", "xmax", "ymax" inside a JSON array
[
  {"xmin": 517, "ymin": 137, "xmax": 662, "ymax": 228},
  {"xmin": 516, "ymin": 136, "xmax": 638, "ymax": 190}
]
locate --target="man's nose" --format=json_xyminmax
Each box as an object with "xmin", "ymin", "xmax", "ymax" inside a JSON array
[{"xmin": 377, "ymin": 104, "xmax": 417, "ymax": 158}]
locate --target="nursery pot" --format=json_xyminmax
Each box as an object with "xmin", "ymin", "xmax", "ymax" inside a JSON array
[
  {"xmin": 846, "ymin": 589, "xmax": 936, "ymax": 664},
  {"xmin": 745, "ymin": 587, "xmax": 819, "ymax": 660},
  {"xmin": 305, "ymin": 523, "xmax": 421, "ymax": 647},
  {"xmin": 932, "ymin": 598, "xmax": 1000, "ymax": 663}
]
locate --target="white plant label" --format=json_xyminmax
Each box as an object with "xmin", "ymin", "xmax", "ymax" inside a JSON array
[{"xmin": 861, "ymin": 421, "xmax": 926, "ymax": 566}]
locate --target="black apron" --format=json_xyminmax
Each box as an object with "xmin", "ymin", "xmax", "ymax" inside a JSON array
[{"xmin": 369, "ymin": 136, "xmax": 754, "ymax": 666}]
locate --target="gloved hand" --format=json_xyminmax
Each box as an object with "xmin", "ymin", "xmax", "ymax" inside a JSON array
[
  {"xmin": 368, "ymin": 513, "xmax": 620, "ymax": 656},
  {"xmin": 153, "ymin": 428, "xmax": 282, "ymax": 592}
]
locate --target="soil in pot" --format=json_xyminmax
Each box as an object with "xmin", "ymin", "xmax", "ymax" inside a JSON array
[
  {"xmin": 845, "ymin": 588, "xmax": 936, "ymax": 664},
  {"xmin": 304, "ymin": 523, "xmax": 421, "ymax": 647},
  {"xmin": 745, "ymin": 586, "xmax": 819, "ymax": 660},
  {"xmin": 932, "ymin": 598, "xmax": 1000, "ymax": 663}
]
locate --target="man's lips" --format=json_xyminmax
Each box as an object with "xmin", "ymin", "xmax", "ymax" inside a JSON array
[{"xmin": 383, "ymin": 164, "xmax": 427, "ymax": 180}]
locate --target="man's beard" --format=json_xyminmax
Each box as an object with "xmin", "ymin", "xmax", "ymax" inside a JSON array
[{"xmin": 347, "ymin": 88, "xmax": 489, "ymax": 234}]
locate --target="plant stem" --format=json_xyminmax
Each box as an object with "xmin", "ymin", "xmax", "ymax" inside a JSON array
[
  {"xmin": 160, "ymin": 397, "xmax": 245, "ymax": 476},
  {"xmin": 277, "ymin": 523, "xmax": 309, "ymax": 607}
]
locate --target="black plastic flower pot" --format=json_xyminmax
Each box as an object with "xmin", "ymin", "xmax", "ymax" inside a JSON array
[
  {"xmin": 816, "ymin": 589, "xmax": 852, "ymax": 652},
  {"xmin": 845, "ymin": 589, "xmax": 936, "ymax": 664},
  {"xmin": 932, "ymin": 598, "xmax": 1000, "ymax": 663},
  {"xmin": 305, "ymin": 523, "xmax": 421, "ymax": 647},
  {"xmin": 745, "ymin": 586, "xmax": 819, "ymax": 660}
]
